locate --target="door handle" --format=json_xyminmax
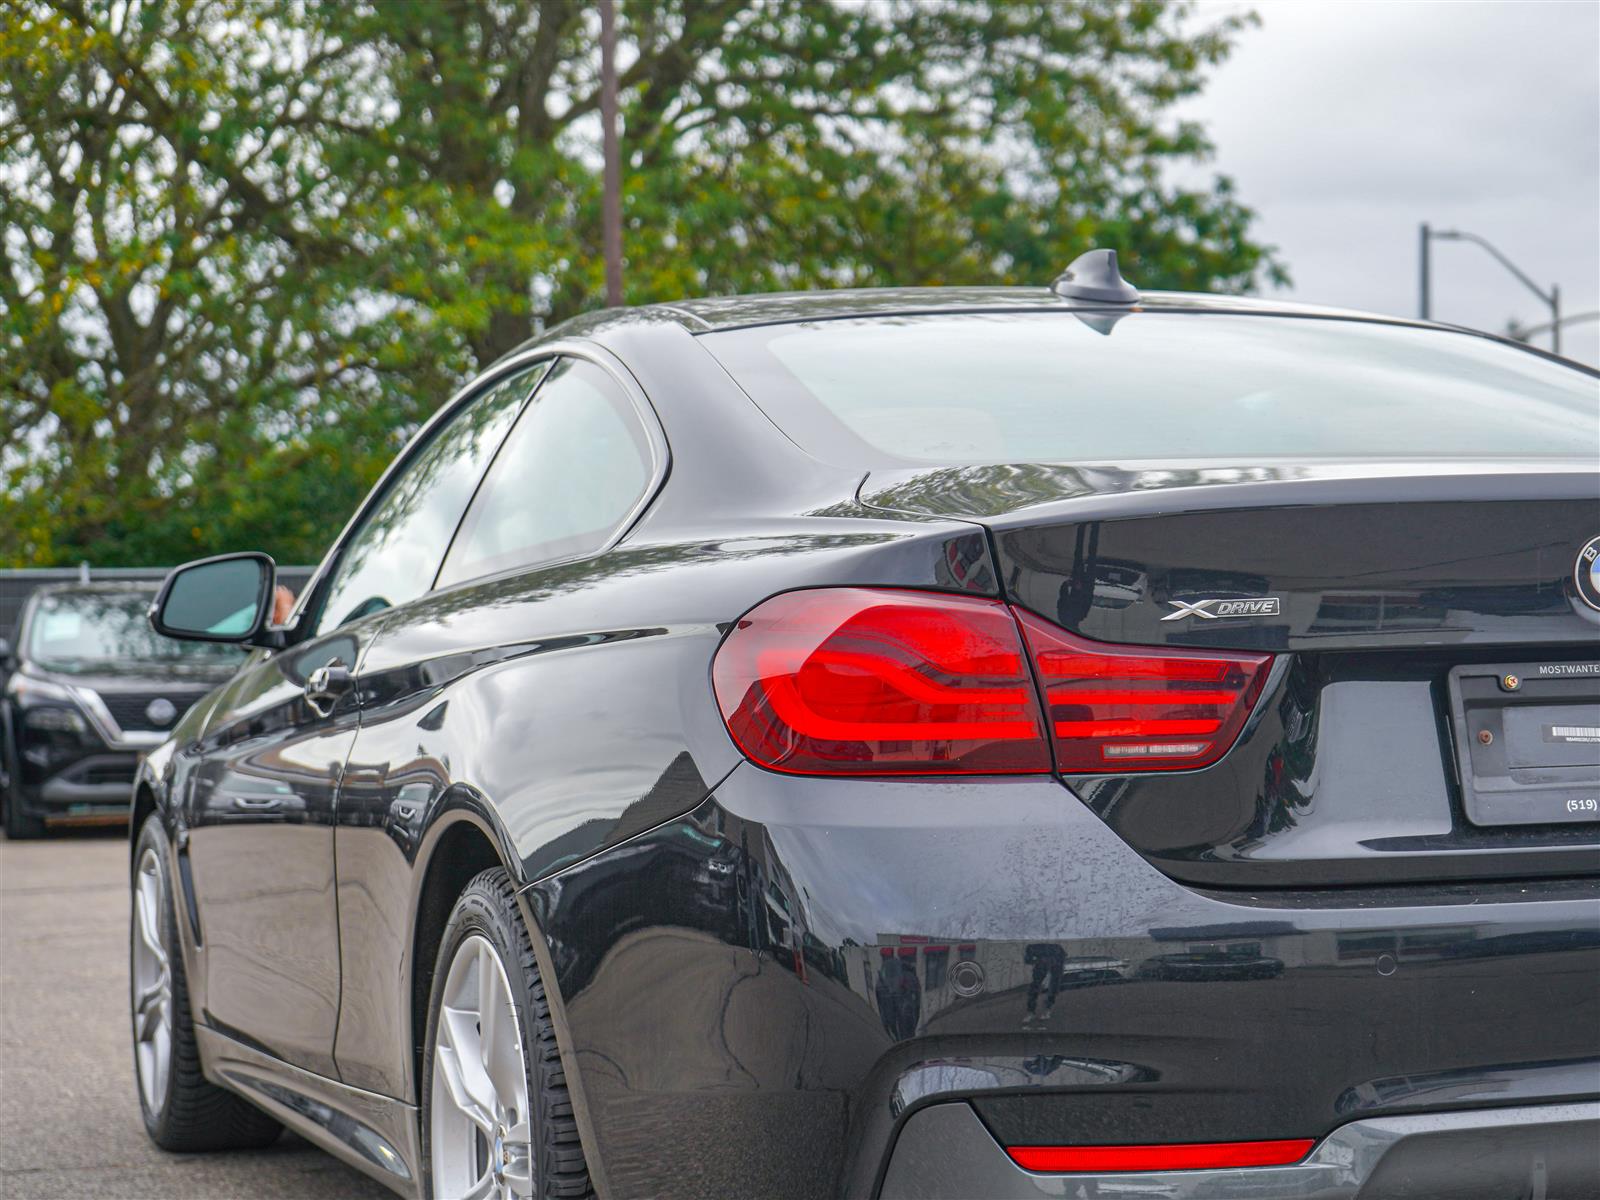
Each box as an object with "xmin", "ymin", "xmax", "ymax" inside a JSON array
[{"xmin": 304, "ymin": 659, "xmax": 354, "ymax": 716}]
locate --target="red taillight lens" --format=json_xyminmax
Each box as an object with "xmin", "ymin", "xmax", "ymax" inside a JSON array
[
  {"xmin": 712, "ymin": 589, "xmax": 1051, "ymax": 776},
  {"xmin": 1007, "ymin": 1137, "xmax": 1316, "ymax": 1173},
  {"xmin": 1015, "ymin": 611, "xmax": 1271, "ymax": 773}
]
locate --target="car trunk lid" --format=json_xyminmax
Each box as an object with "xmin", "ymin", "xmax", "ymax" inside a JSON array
[{"xmin": 865, "ymin": 461, "xmax": 1600, "ymax": 885}]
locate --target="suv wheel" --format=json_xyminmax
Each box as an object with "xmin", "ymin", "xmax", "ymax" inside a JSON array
[
  {"xmin": 130, "ymin": 815, "xmax": 282, "ymax": 1150},
  {"xmin": 421, "ymin": 867, "xmax": 592, "ymax": 1200}
]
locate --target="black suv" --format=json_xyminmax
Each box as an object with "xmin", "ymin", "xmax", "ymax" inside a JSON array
[{"xmin": 0, "ymin": 583, "xmax": 242, "ymax": 837}]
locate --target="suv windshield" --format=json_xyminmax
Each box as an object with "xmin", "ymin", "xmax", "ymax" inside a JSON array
[
  {"xmin": 700, "ymin": 313, "xmax": 1598, "ymax": 465},
  {"xmin": 25, "ymin": 591, "xmax": 244, "ymax": 673}
]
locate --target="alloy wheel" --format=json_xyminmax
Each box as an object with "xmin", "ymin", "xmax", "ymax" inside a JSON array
[
  {"xmin": 431, "ymin": 934, "xmax": 534, "ymax": 1200},
  {"xmin": 131, "ymin": 846, "xmax": 173, "ymax": 1114}
]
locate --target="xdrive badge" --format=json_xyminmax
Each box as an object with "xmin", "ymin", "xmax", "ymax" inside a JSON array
[{"xmin": 1161, "ymin": 597, "xmax": 1282, "ymax": 621}]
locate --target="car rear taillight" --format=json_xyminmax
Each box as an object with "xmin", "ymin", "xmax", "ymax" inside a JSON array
[
  {"xmin": 1015, "ymin": 611, "xmax": 1272, "ymax": 772},
  {"xmin": 1007, "ymin": 1137, "xmax": 1315, "ymax": 1173},
  {"xmin": 712, "ymin": 589, "xmax": 1051, "ymax": 776}
]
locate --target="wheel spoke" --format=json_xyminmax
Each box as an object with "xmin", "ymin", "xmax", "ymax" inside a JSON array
[
  {"xmin": 131, "ymin": 849, "xmax": 174, "ymax": 1115},
  {"xmin": 134, "ymin": 978, "xmax": 167, "ymax": 1041},
  {"xmin": 436, "ymin": 1007, "xmax": 498, "ymax": 1133},
  {"xmin": 477, "ymin": 943, "xmax": 523, "ymax": 1107},
  {"xmin": 431, "ymin": 933, "xmax": 536, "ymax": 1200},
  {"xmin": 477, "ymin": 942, "xmax": 500, "ymax": 1070},
  {"xmin": 135, "ymin": 871, "xmax": 167, "ymax": 967}
]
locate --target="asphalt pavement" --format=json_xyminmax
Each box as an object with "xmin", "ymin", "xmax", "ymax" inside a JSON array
[{"xmin": 0, "ymin": 826, "xmax": 390, "ymax": 1199}]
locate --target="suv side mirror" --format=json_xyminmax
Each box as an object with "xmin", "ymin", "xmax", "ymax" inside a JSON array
[
  {"xmin": 151, "ymin": 552, "xmax": 279, "ymax": 646},
  {"xmin": 0, "ymin": 636, "xmax": 11, "ymax": 667}
]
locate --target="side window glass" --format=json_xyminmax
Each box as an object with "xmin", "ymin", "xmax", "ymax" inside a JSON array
[
  {"xmin": 310, "ymin": 363, "xmax": 548, "ymax": 636},
  {"xmin": 437, "ymin": 358, "xmax": 654, "ymax": 588}
]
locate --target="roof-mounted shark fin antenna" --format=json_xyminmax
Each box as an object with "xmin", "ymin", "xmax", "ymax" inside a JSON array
[{"xmin": 1051, "ymin": 249, "xmax": 1140, "ymax": 306}]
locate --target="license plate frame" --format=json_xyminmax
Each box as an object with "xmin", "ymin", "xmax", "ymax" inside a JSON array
[{"xmin": 1448, "ymin": 660, "xmax": 1600, "ymax": 827}]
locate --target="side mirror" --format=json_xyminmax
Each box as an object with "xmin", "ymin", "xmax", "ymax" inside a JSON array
[
  {"xmin": 151, "ymin": 552, "xmax": 278, "ymax": 645},
  {"xmin": 0, "ymin": 636, "xmax": 11, "ymax": 666}
]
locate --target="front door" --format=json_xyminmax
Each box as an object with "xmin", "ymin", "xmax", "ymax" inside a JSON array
[
  {"xmin": 179, "ymin": 627, "xmax": 369, "ymax": 1077},
  {"xmin": 178, "ymin": 356, "xmax": 548, "ymax": 1081}
]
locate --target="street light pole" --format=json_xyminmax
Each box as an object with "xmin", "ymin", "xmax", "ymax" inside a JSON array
[
  {"xmin": 600, "ymin": 0, "xmax": 622, "ymax": 308},
  {"xmin": 1418, "ymin": 222, "xmax": 1430, "ymax": 321},
  {"xmin": 1514, "ymin": 309, "xmax": 1596, "ymax": 344},
  {"xmin": 1420, "ymin": 225, "xmax": 1562, "ymax": 355}
]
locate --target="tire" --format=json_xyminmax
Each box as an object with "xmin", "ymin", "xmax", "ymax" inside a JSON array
[
  {"xmin": 1, "ymin": 775, "xmax": 45, "ymax": 839},
  {"xmin": 130, "ymin": 814, "xmax": 282, "ymax": 1151},
  {"xmin": 421, "ymin": 867, "xmax": 592, "ymax": 1200}
]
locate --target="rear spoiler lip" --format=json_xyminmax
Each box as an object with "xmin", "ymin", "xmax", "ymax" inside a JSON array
[{"xmin": 861, "ymin": 460, "xmax": 1600, "ymax": 527}]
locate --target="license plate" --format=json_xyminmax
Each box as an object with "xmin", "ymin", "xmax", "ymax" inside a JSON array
[{"xmin": 1448, "ymin": 661, "xmax": 1600, "ymax": 826}]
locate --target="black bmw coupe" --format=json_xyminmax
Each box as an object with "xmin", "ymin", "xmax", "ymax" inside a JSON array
[{"xmin": 133, "ymin": 255, "xmax": 1600, "ymax": 1199}]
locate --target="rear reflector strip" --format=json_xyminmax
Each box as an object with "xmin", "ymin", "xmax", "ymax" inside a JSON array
[{"xmin": 1006, "ymin": 1138, "xmax": 1316, "ymax": 1173}]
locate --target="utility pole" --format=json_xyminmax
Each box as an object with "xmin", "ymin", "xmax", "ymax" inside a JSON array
[{"xmin": 600, "ymin": 0, "xmax": 622, "ymax": 307}]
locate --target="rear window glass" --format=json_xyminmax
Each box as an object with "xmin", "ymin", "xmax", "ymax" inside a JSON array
[{"xmin": 700, "ymin": 313, "xmax": 1598, "ymax": 464}]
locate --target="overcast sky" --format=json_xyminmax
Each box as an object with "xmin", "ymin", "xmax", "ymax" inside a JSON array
[{"xmin": 1177, "ymin": 0, "xmax": 1600, "ymax": 367}]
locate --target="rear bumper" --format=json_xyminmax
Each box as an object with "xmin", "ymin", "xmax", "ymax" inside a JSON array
[
  {"xmin": 526, "ymin": 768, "xmax": 1600, "ymax": 1199},
  {"xmin": 882, "ymin": 1099, "xmax": 1600, "ymax": 1199}
]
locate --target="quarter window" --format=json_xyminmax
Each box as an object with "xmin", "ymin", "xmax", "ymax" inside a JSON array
[
  {"xmin": 311, "ymin": 364, "xmax": 547, "ymax": 636},
  {"xmin": 437, "ymin": 358, "xmax": 654, "ymax": 588}
]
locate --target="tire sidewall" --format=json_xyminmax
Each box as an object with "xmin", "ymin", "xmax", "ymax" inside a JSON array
[
  {"xmin": 420, "ymin": 871, "xmax": 547, "ymax": 1200},
  {"xmin": 131, "ymin": 815, "xmax": 180, "ymax": 1135}
]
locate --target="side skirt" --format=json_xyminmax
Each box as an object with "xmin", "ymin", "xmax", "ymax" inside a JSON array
[{"xmin": 195, "ymin": 1024, "xmax": 421, "ymax": 1199}]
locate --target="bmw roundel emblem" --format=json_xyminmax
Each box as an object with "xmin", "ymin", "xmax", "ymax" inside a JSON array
[
  {"xmin": 145, "ymin": 697, "xmax": 178, "ymax": 727},
  {"xmin": 1576, "ymin": 536, "xmax": 1600, "ymax": 613}
]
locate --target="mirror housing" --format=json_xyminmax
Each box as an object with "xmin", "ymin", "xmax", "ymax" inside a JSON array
[
  {"xmin": 151, "ymin": 552, "xmax": 280, "ymax": 647},
  {"xmin": 0, "ymin": 636, "xmax": 11, "ymax": 667}
]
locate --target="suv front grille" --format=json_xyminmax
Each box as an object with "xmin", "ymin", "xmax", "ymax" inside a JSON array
[{"xmin": 98, "ymin": 690, "xmax": 204, "ymax": 733}]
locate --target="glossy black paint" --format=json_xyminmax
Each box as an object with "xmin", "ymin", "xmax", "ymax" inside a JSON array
[
  {"xmin": 879, "ymin": 469, "xmax": 1600, "ymax": 887},
  {"xmin": 172, "ymin": 625, "xmax": 370, "ymax": 1076},
  {"xmin": 1068, "ymin": 644, "xmax": 1600, "ymax": 889},
  {"xmin": 132, "ymin": 291, "xmax": 1600, "ymax": 1198},
  {"xmin": 975, "ymin": 474, "xmax": 1600, "ymax": 653},
  {"xmin": 527, "ymin": 768, "xmax": 1600, "ymax": 1199}
]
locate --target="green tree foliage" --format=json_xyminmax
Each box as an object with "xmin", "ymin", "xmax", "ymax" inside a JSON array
[{"xmin": 1, "ymin": 0, "xmax": 1284, "ymax": 567}]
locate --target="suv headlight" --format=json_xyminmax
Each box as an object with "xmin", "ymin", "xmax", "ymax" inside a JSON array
[{"xmin": 6, "ymin": 673, "xmax": 75, "ymax": 704}]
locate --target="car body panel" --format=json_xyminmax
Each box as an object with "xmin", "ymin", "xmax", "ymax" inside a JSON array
[
  {"xmin": 525, "ymin": 766, "xmax": 1600, "ymax": 1199},
  {"xmin": 173, "ymin": 622, "xmax": 377, "ymax": 1077},
  {"xmin": 128, "ymin": 287, "xmax": 1599, "ymax": 1198},
  {"xmin": 334, "ymin": 510, "xmax": 994, "ymax": 1097},
  {"xmin": 977, "ymin": 473, "xmax": 1600, "ymax": 653}
]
